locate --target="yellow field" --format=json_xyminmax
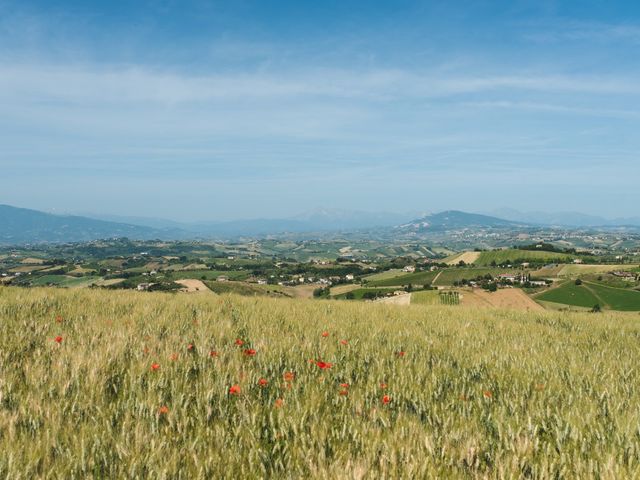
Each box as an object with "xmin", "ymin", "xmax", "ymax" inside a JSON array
[
  {"xmin": 329, "ymin": 284, "xmax": 362, "ymax": 296},
  {"xmin": 558, "ymin": 264, "xmax": 639, "ymax": 276},
  {"xmin": 445, "ymin": 251, "xmax": 481, "ymax": 265},
  {"xmin": 361, "ymin": 269, "xmax": 403, "ymax": 282},
  {"xmin": 460, "ymin": 288, "xmax": 545, "ymax": 312},
  {"xmin": 8, "ymin": 265, "xmax": 50, "ymax": 273},
  {"xmin": 20, "ymin": 257, "xmax": 46, "ymax": 264},
  {"xmin": 2, "ymin": 287, "xmax": 640, "ymax": 477}
]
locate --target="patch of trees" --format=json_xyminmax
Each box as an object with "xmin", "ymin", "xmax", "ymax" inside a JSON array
[{"xmin": 313, "ymin": 287, "xmax": 330, "ymax": 298}]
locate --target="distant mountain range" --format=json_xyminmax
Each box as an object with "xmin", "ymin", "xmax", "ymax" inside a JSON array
[
  {"xmin": 79, "ymin": 207, "xmax": 415, "ymax": 237},
  {"xmin": 490, "ymin": 208, "xmax": 640, "ymax": 228},
  {"xmin": 0, "ymin": 204, "xmax": 183, "ymax": 244},
  {"xmin": 0, "ymin": 204, "xmax": 414, "ymax": 244},
  {"xmin": 1, "ymin": 204, "xmax": 639, "ymax": 245},
  {"xmin": 397, "ymin": 210, "xmax": 526, "ymax": 232}
]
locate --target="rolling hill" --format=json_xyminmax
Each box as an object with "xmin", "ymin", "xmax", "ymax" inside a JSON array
[
  {"xmin": 0, "ymin": 204, "xmax": 183, "ymax": 244},
  {"xmin": 397, "ymin": 210, "xmax": 525, "ymax": 232}
]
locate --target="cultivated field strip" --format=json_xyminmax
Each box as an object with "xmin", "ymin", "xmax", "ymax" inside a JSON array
[{"xmin": 1, "ymin": 287, "xmax": 640, "ymax": 478}]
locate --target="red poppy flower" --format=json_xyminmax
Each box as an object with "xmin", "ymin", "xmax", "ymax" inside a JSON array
[
  {"xmin": 340, "ymin": 383, "xmax": 349, "ymax": 388},
  {"xmin": 243, "ymin": 348, "xmax": 257, "ymax": 356},
  {"xmin": 274, "ymin": 398, "xmax": 284, "ymax": 408},
  {"xmin": 340, "ymin": 339, "xmax": 348, "ymax": 346},
  {"xmin": 235, "ymin": 339, "xmax": 244, "ymax": 346},
  {"xmin": 316, "ymin": 361, "xmax": 333, "ymax": 370},
  {"xmin": 339, "ymin": 390, "xmax": 349, "ymax": 396},
  {"xmin": 396, "ymin": 351, "xmax": 406, "ymax": 357},
  {"xmin": 258, "ymin": 378, "xmax": 268, "ymax": 387},
  {"xmin": 229, "ymin": 384, "xmax": 241, "ymax": 395},
  {"xmin": 158, "ymin": 405, "xmax": 169, "ymax": 415},
  {"xmin": 170, "ymin": 353, "xmax": 178, "ymax": 361},
  {"xmin": 382, "ymin": 395, "xmax": 391, "ymax": 405},
  {"xmin": 483, "ymin": 390, "xmax": 493, "ymax": 399},
  {"xmin": 380, "ymin": 383, "xmax": 388, "ymax": 389},
  {"xmin": 150, "ymin": 363, "xmax": 160, "ymax": 371},
  {"xmin": 209, "ymin": 350, "xmax": 218, "ymax": 358},
  {"xmin": 187, "ymin": 344, "xmax": 194, "ymax": 351},
  {"xmin": 283, "ymin": 372, "xmax": 295, "ymax": 382},
  {"xmin": 321, "ymin": 331, "xmax": 329, "ymax": 337},
  {"xmin": 54, "ymin": 336, "xmax": 63, "ymax": 344}
]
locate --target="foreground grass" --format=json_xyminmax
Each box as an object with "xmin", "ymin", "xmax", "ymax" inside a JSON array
[{"xmin": 2, "ymin": 288, "xmax": 640, "ymax": 478}]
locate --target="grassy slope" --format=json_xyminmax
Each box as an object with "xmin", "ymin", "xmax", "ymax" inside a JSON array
[
  {"xmin": 535, "ymin": 282, "xmax": 601, "ymax": 308},
  {"xmin": 584, "ymin": 282, "xmax": 640, "ymax": 311},
  {"xmin": 410, "ymin": 290, "xmax": 441, "ymax": 305},
  {"xmin": 369, "ymin": 268, "xmax": 523, "ymax": 287},
  {"xmin": 558, "ymin": 264, "xmax": 639, "ymax": 276},
  {"xmin": 30, "ymin": 275, "xmax": 101, "ymax": 288},
  {"xmin": 3, "ymin": 288, "xmax": 640, "ymax": 477},
  {"xmin": 432, "ymin": 268, "xmax": 518, "ymax": 286},
  {"xmin": 361, "ymin": 269, "xmax": 404, "ymax": 282},
  {"xmin": 366, "ymin": 270, "xmax": 439, "ymax": 287},
  {"xmin": 333, "ymin": 287, "xmax": 399, "ymax": 300},
  {"xmin": 475, "ymin": 249, "xmax": 576, "ymax": 266},
  {"xmin": 166, "ymin": 269, "xmax": 250, "ymax": 281},
  {"xmin": 203, "ymin": 280, "xmax": 289, "ymax": 297},
  {"xmin": 535, "ymin": 280, "xmax": 640, "ymax": 311}
]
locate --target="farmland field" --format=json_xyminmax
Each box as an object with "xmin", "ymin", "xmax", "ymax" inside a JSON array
[
  {"xmin": 409, "ymin": 290, "xmax": 440, "ymax": 305},
  {"xmin": 3, "ymin": 287, "xmax": 640, "ymax": 477},
  {"xmin": 366, "ymin": 270, "xmax": 439, "ymax": 287},
  {"xmin": 460, "ymin": 288, "xmax": 545, "ymax": 312},
  {"xmin": 369, "ymin": 268, "xmax": 520, "ymax": 287},
  {"xmin": 444, "ymin": 251, "xmax": 481, "ymax": 265},
  {"xmin": 333, "ymin": 287, "xmax": 399, "ymax": 300},
  {"xmin": 557, "ymin": 264, "xmax": 639, "ymax": 276},
  {"xmin": 203, "ymin": 280, "xmax": 288, "ymax": 297},
  {"xmin": 534, "ymin": 280, "xmax": 640, "ymax": 311},
  {"xmin": 474, "ymin": 249, "xmax": 577, "ymax": 266},
  {"xmin": 30, "ymin": 275, "xmax": 101, "ymax": 288},
  {"xmin": 361, "ymin": 269, "xmax": 403, "ymax": 282},
  {"xmin": 584, "ymin": 282, "xmax": 640, "ymax": 311},
  {"xmin": 328, "ymin": 284, "xmax": 361, "ymax": 296},
  {"xmin": 432, "ymin": 268, "xmax": 518, "ymax": 286},
  {"xmin": 534, "ymin": 282, "xmax": 601, "ymax": 309},
  {"xmin": 166, "ymin": 269, "xmax": 250, "ymax": 282}
]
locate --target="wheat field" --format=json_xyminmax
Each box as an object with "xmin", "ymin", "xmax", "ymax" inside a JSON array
[{"xmin": 1, "ymin": 287, "xmax": 640, "ymax": 478}]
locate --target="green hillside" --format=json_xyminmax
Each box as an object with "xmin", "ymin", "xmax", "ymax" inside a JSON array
[
  {"xmin": 535, "ymin": 282, "xmax": 601, "ymax": 308},
  {"xmin": 366, "ymin": 270, "xmax": 439, "ymax": 287},
  {"xmin": 475, "ymin": 249, "xmax": 577, "ymax": 266},
  {"xmin": 585, "ymin": 282, "xmax": 640, "ymax": 311},
  {"xmin": 432, "ymin": 268, "xmax": 518, "ymax": 286},
  {"xmin": 535, "ymin": 281, "xmax": 640, "ymax": 311}
]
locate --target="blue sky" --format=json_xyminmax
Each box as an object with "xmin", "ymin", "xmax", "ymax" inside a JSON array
[{"xmin": 1, "ymin": 0, "xmax": 639, "ymax": 221}]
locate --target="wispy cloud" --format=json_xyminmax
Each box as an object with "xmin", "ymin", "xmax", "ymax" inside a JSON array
[
  {"xmin": 2, "ymin": 63, "xmax": 639, "ymax": 106},
  {"xmin": 2, "ymin": 1, "xmax": 640, "ymax": 218},
  {"xmin": 525, "ymin": 21, "xmax": 640, "ymax": 44}
]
